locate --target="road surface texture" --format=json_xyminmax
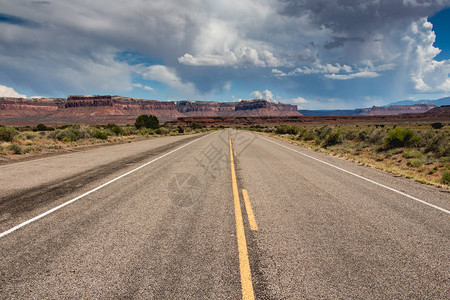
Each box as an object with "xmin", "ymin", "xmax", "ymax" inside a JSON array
[{"xmin": 1, "ymin": 129, "xmax": 448, "ymax": 299}]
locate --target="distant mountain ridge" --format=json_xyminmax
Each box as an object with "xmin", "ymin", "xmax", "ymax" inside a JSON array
[
  {"xmin": 300, "ymin": 97, "xmax": 450, "ymax": 116},
  {"xmin": 386, "ymin": 97, "xmax": 450, "ymax": 107}
]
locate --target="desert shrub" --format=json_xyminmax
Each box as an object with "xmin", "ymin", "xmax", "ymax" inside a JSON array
[
  {"xmin": 431, "ymin": 122, "xmax": 443, "ymax": 129},
  {"xmin": 407, "ymin": 158, "xmax": 425, "ymax": 167},
  {"xmin": 442, "ymin": 171, "xmax": 450, "ymax": 184},
  {"xmin": 344, "ymin": 130, "xmax": 357, "ymax": 141},
  {"xmin": 316, "ymin": 126, "xmax": 332, "ymax": 140},
  {"xmin": 367, "ymin": 129, "xmax": 384, "ymax": 144},
  {"xmin": 0, "ymin": 126, "xmax": 18, "ymax": 142},
  {"xmin": 33, "ymin": 123, "xmax": 47, "ymax": 131},
  {"xmin": 423, "ymin": 133, "xmax": 449, "ymax": 157},
  {"xmin": 122, "ymin": 126, "xmax": 138, "ymax": 136},
  {"xmin": 323, "ymin": 130, "xmax": 342, "ymax": 147},
  {"xmin": 7, "ymin": 143, "xmax": 22, "ymax": 154},
  {"xmin": 135, "ymin": 114, "xmax": 160, "ymax": 129},
  {"xmin": 190, "ymin": 122, "xmax": 203, "ymax": 130},
  {"xmin": 177, "ymin": 126, "xmax": 185, "ymax": 133},
  {"xmin": 105, "ymin": 123, "xmax": 123, "ymax": 136},
  {"xmin": 357, "ymin": 129, "xmax": 370, "ymax": 142},
  {"xmin": 275, "ymin": 125, "xmax": 299, "ymax": 135},
  {"xmin": 55, "ymin": 127, "xmax": 83, "ymax": 141},
  {"xmin": 404, "ymin": 150, "xmax": 422, "ymax": 159},
  {"xmin": 385, "ymin": 128, "xmax": 420, "ymax": 149},
  {"xmin": 154, "ymin": 128, "xmax": 163, "ymax": 135},
  {"xmin": 302, "ymin": 129, "xmax": 315, "ymax": 141},
  {"xmin": 94, "ymin": 130, "xmax": 108, "ymax": 140}
]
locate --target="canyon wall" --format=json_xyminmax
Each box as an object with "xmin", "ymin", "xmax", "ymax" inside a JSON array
[{"xmin": 0, "ymin": 95, "xmax": 300, "ymax": 125}]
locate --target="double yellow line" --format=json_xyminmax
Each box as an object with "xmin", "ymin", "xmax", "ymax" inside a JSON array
[{"xmin": 229, "ymin": 131, "xmax": 257, "ymax": 300}]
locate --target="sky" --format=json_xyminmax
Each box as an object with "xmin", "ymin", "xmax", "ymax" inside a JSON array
[{"xmin": 0, "ymin": 0, "xmax": 449, "ymax": 109}]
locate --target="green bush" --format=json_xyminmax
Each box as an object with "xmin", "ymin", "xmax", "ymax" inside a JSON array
[
  {"xmin": 385, "ymin": 128, "xmax": 420, "ymax": 149},
  {"xmin": 323, "ymin": 130, "xmax": 342, "ymax": 147},
  {"xmin": 275, "ymin": 125, "xmax": 299, "ymax": 135},
  {"xmin": 33, "ymin": 123, "xmax": 48, "ymax": 131},
  {"xmin": 407, "ymin": 158, "xmax": 425, "ymax": 167},
  {"xmin": 55, "ymin": 127, "xmax": 83, "ymax": 141},
  {"xmin": 154, "ymin": 128, "xmax": 163, "ymax": 134},
  {"xmin": 316, "ymin": 126, "xmax": 332, "ymax": 140},
  {"xmin": 177, "ymin": 126, "xmax": 185, "ymax": 133},
  {"xmin": 367, "ymin": 129, "xmax": 384, "ymax": 144},
  {"xmin": 135, "ymin": 115, "xmax": 160, "ymax": 129},
  {"xmin": 0, "ymin": 126, "xmax": 18, "ymax": 142},
  {"xmin": 122, "ymin": 126, "xmax": 138, "ymax": 136},
  {"xmin": 190, "ymin": 122, "xmax": 203, "ymax": 130},
  {"xmin": 7, "ymin": 143, "xmax": 22, "ymax": 154},
  {"xmin": 105, "ymin": 123, "xmax": 123, "ymax": 136},
  {"xmin": 431, "ymin": 122, "xmax": 443, "ymax": 129},
  {"xmin": 442, "ymin": 171, "xmax": 450, "ymax": 184},
  {"xmin": 94, "ymin": 130, "xmax": 108, "ymax": 140},
  {"xmin": 32, "ymin": 123, "xmax": 54, "ymax": 132},
  {"xmin": 423, "ymin": 133, "xmax": 449, "ymax": 157},
  {"xmin": 404, "ymin": 150, "xmax": 422, "ymax": 159}
]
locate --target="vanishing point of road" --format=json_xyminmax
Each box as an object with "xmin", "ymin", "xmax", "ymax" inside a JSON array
[{"xmin": 1, "ymin": 130, "xmax": 448, "ymax": 299}]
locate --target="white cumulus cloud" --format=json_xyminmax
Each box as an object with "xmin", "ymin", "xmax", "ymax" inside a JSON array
[
  {"xmin": 138, "ymin": 65, "xmax": 195, "ymax": 95},
  {"xmin": 0, "ymin": 84, "xmax": 26, "ymax": 98},
  {"xmin": 251, "ymin": 89, "xmax": 274, "ymax": 101},
  {"xmin": 402, "ymin": 18, "xmax": 450, "ymax": 92},
  {"xmin": 132, "ymin": 83, "xmax": 154, "ymax": 91}
]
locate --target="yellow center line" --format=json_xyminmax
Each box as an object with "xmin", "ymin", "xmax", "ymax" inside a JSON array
[
  {"xmin": 242, "ymin": 189, "xmax": 258, "ymax": 231},
  {"xmin": 229, "ymin": 131, "xmax": 255, "ymax": 300}
]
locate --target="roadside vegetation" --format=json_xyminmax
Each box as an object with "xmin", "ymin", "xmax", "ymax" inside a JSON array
[
  {"xmin": 0, "ymin": 115, "xmax": 210, "ymax": 162},
  {"xmin": 246, "ymin": 122, "xmax": 450, "ymax": 187}
]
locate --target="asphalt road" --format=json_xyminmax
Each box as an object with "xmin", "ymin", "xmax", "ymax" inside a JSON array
[{"xmin": 1, "ymin": 129, "xmax": 448, "ymax": 299}]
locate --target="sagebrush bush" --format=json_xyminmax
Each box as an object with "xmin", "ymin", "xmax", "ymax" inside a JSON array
[
  {"xmin": 367, "ymin": 129, "xmax": 384, "ymax": 144},
  {"xmin": 7, "ymin": 143, "xmax": 22, "ymax": 154},
  {"xmin": 275, "ymin": 125, "xmax": 299, "ymax": 135},
  {"xmin": 407, "ymin": 158, "xmax": 425, "ymax": 167},
  {"xmin": 0, "ymin": 126, "xmax": 18, "ymax": 142},
  {"xmin": 404, "ymin": 150, "xmax": 422, "ymax": 159},
  {"xmin": 55, "ymin": 127, "xmax": 84, "ymax": 141},
  {"xmin": 385, "ymin": 128, "xmax": 420, "ymax": 149},
  {"xmin": 422, "ymin": 133, "xmax": 449, "ymax": 157},
  {"xmin": 323, "ymin": 130, "xmax": 342, "ymax": 147},
  {"xmin": 122, "ymin": 126, "xmax": 138, "ymax": 136},
  {"xmin": 442, "ymin": 171, "xmax": 450, "ymax": 184},
  {"xmin": 315, "ymin": 126, "xmax": 332, "ymax": 140},
  {"xmin": 94, "ymin": 130, "xmax": 108, "ymax": 140},
  {"xmin": 105, "ymin": 124, "xmax": 123, "ymax": 136}
]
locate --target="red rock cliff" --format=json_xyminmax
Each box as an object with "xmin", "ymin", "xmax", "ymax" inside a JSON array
[{"xmin": 0, "ymin": 95, "xmax": 299, "ymax": 125}]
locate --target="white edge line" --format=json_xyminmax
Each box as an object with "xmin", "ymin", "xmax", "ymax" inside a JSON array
[
  {"xmin": 0, "ymin": 132, "xmax": 213, "ymax": 238},
  {"xmin": 256, "ymin": 134, "xmax": 449, "ymax": 215}
]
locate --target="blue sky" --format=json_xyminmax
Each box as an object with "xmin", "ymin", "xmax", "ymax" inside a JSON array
[{"xmin": 0, "ymin": 0, "xmax": 449, "ymax": 109}]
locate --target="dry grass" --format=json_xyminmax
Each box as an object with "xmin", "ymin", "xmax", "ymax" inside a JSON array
[
  {"xmin": 0, "ymin": 124, "xmax": 210, "ymax": 163},
  {"xmin": 247, "ymin": 121, "xmax": 450, "ymax": 188}
]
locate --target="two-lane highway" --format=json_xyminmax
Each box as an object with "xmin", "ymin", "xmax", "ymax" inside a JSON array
[{"xmin": 1, "ymin": 130, "xmax": 448, "ymax": 298}]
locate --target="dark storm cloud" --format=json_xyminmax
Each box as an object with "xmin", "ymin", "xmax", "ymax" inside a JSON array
[
  {"xmin": 0, "ymin": 13, "xmax": 39, "ymax": 27},
  {"xmin": 324, "ymin": 37, "xmax": 364, "ymax": 50}
]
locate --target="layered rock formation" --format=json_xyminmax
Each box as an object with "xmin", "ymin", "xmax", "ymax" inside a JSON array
[
  {"xmin": 176, "ymin": 100, "xmax": 300, "ymax": 117},
  {"xmin": 0, "ymin": 95, "xmax": 300, "ymax": 125},
  {"xmin": 359, "ymin": 103, "xmax": 436, "ymax": 116}
]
